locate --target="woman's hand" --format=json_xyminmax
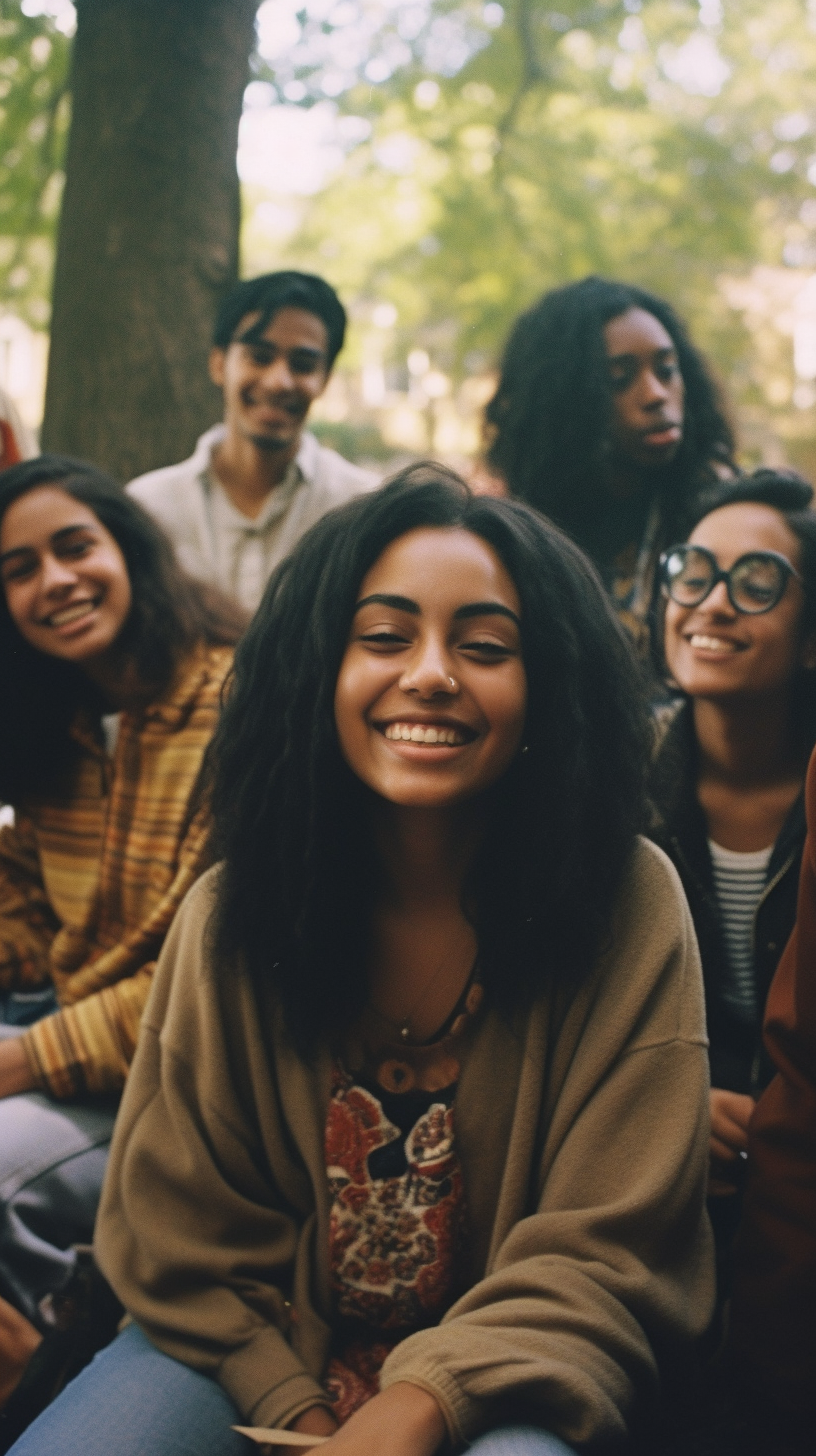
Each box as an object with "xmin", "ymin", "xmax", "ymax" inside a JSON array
[
  {"xmin": 0, "ymin": 1294, "xmax": 42, "ymax": 1408},
  {"xmin": 257, "ymin": 1403, "xmax": 339, "ymax": 1456},
  {"xmin": 261, "ymin": 1385, "xmax": 446, "ymax": 1456},
  {"xmin": 320, "ymin": 1385, "xmax": 446, "ymax": 1456},
  {"xmin": 289, "ymin": 1407, "xmax": 340, "ymax": 1440},
  {"xmin": 709, "ymin": 1087, "xmax": 754, "ymax": 1195},
  {"xmin": 0, "ymin": 1037, "xmax": 36, "ymax": 1099}
]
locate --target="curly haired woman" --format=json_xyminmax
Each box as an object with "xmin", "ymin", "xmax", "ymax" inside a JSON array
[
  {"xmin": 9, "ymin": 467, "xmax": 713, "ymax": 1456},
  {"xmin": 485, "ymin": 276, "xmax": 737, "ymax": 649}
]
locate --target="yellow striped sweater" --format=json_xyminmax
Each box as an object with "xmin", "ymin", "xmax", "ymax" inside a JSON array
[{"xmin": 0, "ymin": 643, "xmax": 232, "ymax": 1099}]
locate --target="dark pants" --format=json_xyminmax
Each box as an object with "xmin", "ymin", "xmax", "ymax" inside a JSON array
[{"xmin": 0, "ymin": 989, "xmax": 117, "ymax": 1327}]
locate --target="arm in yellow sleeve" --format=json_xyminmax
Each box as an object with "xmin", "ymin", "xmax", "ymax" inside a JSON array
[
  {"xmin": 19, "ymin": 787, "xmax": 215, "ymax": 1100},
  {"xmin": 21, "ymin": 961, "xmax": 156, "ymax": 1099},
  {"xmin": 0, "ymin": 817, "xmax": 60, "ymax": 992}
]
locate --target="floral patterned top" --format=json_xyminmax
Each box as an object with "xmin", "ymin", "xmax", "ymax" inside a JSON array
[{"xmin": 324, "ymin": 1062, "xmax": 467, "ymax": 1422}]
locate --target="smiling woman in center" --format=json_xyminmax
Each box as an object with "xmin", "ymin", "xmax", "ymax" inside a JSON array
[
  {"xmin": 13, "ymin": 464, "xmax": 715, "ymax": 1456},
  {"xmin": 337, "ymin": 527, "xmax": 526, "ymax": 800}
]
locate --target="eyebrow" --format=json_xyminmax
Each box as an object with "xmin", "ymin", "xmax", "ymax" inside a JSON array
[
  {"xmin": 245, "ymin": 340, "xmax": 324, "ymax": 354},
  {"xmin": 238, "ymin": 336, "xmax": 326, "ymax": 361},
  {"xmin": 0, "ymin": 522, "xmax": 95, "ymax": 568},
  {"xmin": 354, "ymin": 593, "xmax": 521, "ymax": 627}
]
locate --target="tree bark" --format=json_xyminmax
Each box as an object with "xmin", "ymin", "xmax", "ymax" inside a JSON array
[{"xmin": 41, "ymin": 0, "xmax": 258, "ymax": 482}]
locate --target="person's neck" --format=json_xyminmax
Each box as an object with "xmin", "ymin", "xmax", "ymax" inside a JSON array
[
  {"xmin": 211, "ymin": 427, "xmax": 302, "ymax": 521},
  {"xmin": 372, "ymin": 801, "xmax": 483, "ymax": 911},
  {"xmin": 608, "ymin": 459, "xmax": 651, "ymax": 501},
  {"xmin": 80, "ymin": 651, "xmax": 153, "ymax": 713},
  {"xmin": 692, "ymin": 693, "xmax": 804, "ymax": 789}
]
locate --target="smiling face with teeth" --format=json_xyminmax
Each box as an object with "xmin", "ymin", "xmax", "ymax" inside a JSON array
[
  {"xmin": 334, "ymin": 526, "xmax": 527, "ymax": 809},
  {"xmin": 0, "ymin": 484, "xmax": 132, "ymax": 673},
  {"xmin": 664, "ymin": 501, "xmax": 816, "ymax": 703}
]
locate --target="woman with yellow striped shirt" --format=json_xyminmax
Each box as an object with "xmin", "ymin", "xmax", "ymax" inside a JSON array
[{"xmin": 0, "ymin": 456, "xmax": 244, "ymax": 1402}]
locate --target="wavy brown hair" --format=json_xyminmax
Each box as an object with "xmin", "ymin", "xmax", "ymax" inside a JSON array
[{"xmin": 0, "ymin": 454, "xmax": 246, "ymax": 801}]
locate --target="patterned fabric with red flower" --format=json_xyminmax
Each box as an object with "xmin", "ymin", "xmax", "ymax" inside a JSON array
[{"xmin": 323, "ymin": 1063, "xmax": 467, "ymax": 1423}]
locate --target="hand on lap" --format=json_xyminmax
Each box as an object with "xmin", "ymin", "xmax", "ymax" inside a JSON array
[
  {"xmin": 0, "ymin": 1037, "xmax": 37, "ymax": 1099},
  {"xmin": 709, "ymin": 1087, "xmax": 754, "ymax": 1194},
  {"xmin": 261, "ymin": 1386, "xmax": 446, "ymax": 1456}
]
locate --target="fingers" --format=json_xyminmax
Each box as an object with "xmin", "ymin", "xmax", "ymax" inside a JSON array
[
  {"xmin": 708, "ymin": 1089, "xmax": 755, "ymax": 1192},
  {"xmin": 708, "ymin": 1175, "xmax": 740, "ymax": 1197},
  {"xmin": 709, "ymin": 1088, "xmax": 754, "ymax": 1155},
  {"xmin": 0, "ymin": 1294, "xmax": 42, "ymax": 1407},
  {"xmin": 710, "ymin": 1132, "xmax": 742, "ymax": 1163}
]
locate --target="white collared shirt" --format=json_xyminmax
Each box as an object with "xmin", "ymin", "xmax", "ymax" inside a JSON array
[{"xmin": 127, "ymin": 424, "xmax": 380, "ymax": 612}]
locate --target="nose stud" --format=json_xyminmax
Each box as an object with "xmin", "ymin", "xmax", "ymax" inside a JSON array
[{"xmin": 448, "ymin": 676, "xmax": 457, "ymax": 690}]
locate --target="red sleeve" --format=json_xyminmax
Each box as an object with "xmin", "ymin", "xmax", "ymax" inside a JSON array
[
  {"xmin": 729, "ymin": 747, "xmax": 816, "ymax": 1425},
  {"xmin": 0, "ymin": 419, "xmax": 22, "ymax": 468}
]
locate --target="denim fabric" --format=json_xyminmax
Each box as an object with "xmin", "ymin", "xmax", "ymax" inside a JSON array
[
  {"xmin": 0, "ymin": 987, "xmax": 59, "ymax": 1029},
  {"xmin": 8, "ymin": 1325, "xmax": 247, "ymax": 1456},
  {"xmin": 8, "ymin": 1324, "xmax": 579, "ymax": 1456},
  {"xmin": 470, "ymin": 1427, "xmax": 577, "ymax": 1456}
]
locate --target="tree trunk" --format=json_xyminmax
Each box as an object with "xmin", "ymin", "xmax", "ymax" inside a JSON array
[{"xmin": 41, "ymin": 0, "xmax": 258, "ymax": 483}]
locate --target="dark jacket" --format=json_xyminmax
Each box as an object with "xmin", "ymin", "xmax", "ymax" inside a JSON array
[
  {"xmin": 729, "ymin": 744, "xmax": 816, "ymax": 1436},
  {"xmin": 648, "ymin": 700, "xmax": 806, "ymax": 1097}
]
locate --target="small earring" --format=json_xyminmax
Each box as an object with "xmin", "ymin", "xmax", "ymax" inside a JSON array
[{"xmin": 520, "ymin": 744, "xmax": 529, "ymax": 755}]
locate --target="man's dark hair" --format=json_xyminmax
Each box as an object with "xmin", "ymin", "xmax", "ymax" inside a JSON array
[
  {"xmin": 212, "ymin": 270, "xmax": 346, "ymax": 366},
  {"xmin": 654, "ymin": 468, "xmax": 816, "ymax": 740},
  {"xmin": 486, "ymin": 275, "xmax": 736, "ymax": 546},
  {"xmin": 210, "ymin": 463, "xmax": 650, "ymax": 1054},
  {"xmin": 0, "ymin": 454, "xmax": 246, "ymax": 801}
]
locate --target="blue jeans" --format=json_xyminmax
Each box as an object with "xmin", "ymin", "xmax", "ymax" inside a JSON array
[
  {"xmin": 8, "ymin": 1323, "xmax": 578, "ymax": 1456},
  {"xmin": 0, "ymin": 986, "xmax": 60, "ymax": 1031},
  {"xmin": 0, "ymin": 987, "xmax": 117, "ymax": 1326}
]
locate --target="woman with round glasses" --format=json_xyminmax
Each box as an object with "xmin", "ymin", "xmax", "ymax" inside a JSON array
[
  {"xmin": 649, "ymin": 469, "xmax": 816, "ymax": 1297},
  {"xmin": 482, "ymin": 277, "xmax": 737, "ymax": 651}
]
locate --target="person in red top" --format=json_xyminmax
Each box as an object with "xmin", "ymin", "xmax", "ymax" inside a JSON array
[
  {"xmin": 0, "ymin": 388, "xmax": 35, "ymax": 471},
  {"xmin": 728, "ymin": 744, "xmax": 816, "ymax": 1450}
]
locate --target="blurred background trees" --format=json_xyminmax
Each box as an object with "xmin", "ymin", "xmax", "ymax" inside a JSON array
[
  {"xmin": 0, "ymin": 0, "xmax": 69, "ymax": 330},
  {"xmin": 41, "ymin": 0, "xmax": 258, "ymax": 481},
  {"xmin": 4, "ymin": 1, "xmax": 816, "ymax": 476}
]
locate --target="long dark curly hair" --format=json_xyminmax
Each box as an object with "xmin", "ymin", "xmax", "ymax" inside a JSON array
[
  {"xmin": 0, "ymin": 454, "xmax": 246, "ymax": 802},
  {"xmin": 210, "ymin": 464, "xmax": 651, "ymax": 1053},
  {"xmin": 486, "ymin": 276, "xmax": 736, "ymax": 548}
]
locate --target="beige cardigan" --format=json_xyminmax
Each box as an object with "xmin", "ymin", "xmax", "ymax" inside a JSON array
[{"xmin": 95, "ymin": 838, "xmax": 714, "ymax": 1448}]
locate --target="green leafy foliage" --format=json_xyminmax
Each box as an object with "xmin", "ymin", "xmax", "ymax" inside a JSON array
[
  {"xmin": 0, "ymin": 0, "xmax": 72, "ymax": 325},
  {"xmin": 255, "ymin": 1, "xmax": 816, "ymax": 462},
  {"xmin": 5, "ymin": 0, "xmax": 816, "ymax": 461}
]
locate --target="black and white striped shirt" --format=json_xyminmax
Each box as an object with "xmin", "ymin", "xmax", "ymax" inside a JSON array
[{"xmin": 708, "ymin": 840, "xmax": 773, "ymax": 1024}]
